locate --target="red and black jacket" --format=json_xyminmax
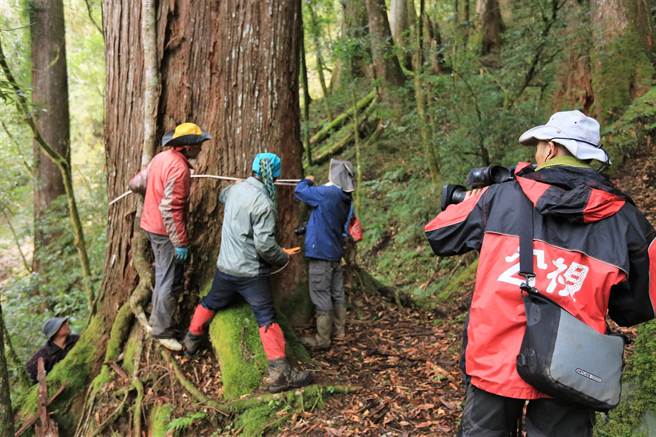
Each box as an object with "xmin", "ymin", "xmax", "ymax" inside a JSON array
[{"xmin": 425, "ymin": 162, "xmax": 656, "ymax": 399}]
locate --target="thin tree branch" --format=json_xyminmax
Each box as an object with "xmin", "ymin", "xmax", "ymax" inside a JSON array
[
  {"xmin": 0, "ymin": 208, "xmax": 31, "ymax": 273},
  {"xmin": 0, "ymin": 34, "xmax": 95, "ymax": 312},
  {"xmin": 84, "ymin": 0, "xmax": 103, "ymax": 37}
]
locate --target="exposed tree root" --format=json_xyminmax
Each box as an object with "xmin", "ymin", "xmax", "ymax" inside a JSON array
[{"xmin": 90, "ymin": 386, "xmax": 133, "ymax": 437}]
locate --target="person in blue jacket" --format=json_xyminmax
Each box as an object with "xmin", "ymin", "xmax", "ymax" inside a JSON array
[{"xmin": 295, "ymin": 159, "xmax": 355, "ymax": 349}]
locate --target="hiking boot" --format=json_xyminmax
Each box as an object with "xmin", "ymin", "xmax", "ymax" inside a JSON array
[
  {"xmin": 333, "ymin": 304, "xmax": 347, "ymax": 339},
  {"xmin": 301, "ymin": 311, "xmax": 332, "ymax": 350},
  {"xmin": 265, "ymin": 358, "xmax": 313, "ymax": 393},
  {"xmin": 183, "ymin": 331, "xmax": 204, "ymax": 356},
  {"xmin": 156, "ymin": 337, "xmax": 183, "ymax": 352}
]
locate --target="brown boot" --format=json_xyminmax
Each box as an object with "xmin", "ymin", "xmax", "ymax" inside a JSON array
[
  {"xmin": 333, "ymin": 304, "xmax": 347, "ymax": 339},
  {"xmin": 265, "ymin": 358, "xmax": 313, "ymax": 393},
  {"xmin": 301, "ymin": 311, "xmax": 332, "ymax": 350}
]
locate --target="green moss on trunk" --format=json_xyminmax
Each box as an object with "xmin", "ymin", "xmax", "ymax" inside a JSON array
[
  {"xmin": 592, "ymin": 31, "xmax": 653, "ymax": 124},
  {"xmin": 209, "ymin": 304, "xmax": 268, "ymax": 399},
  {"xmin": 208, "ymin": 301, "xmax": 310, "ymax": 399}
]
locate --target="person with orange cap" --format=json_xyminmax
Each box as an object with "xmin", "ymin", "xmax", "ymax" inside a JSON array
[{"xmin": 129, "ymin": 122, "xmax": 211, "ymax": 351}]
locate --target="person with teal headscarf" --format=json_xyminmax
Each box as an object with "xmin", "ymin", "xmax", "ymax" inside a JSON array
[{"xmin": 183, "ymin": 152, "xmax": 311, "ymax": 393}]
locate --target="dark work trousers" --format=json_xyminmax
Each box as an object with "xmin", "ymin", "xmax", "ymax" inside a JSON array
[
  {"xmin": 308, "ymin": 259, "xmax": 345, "ymax": 312},
  {"xmin": 458, "ymin": 384, "xmax": 595, "ymax": 437},
  {"xmin": 201, "ymin": 270, "xmax": 275, "ymax": 327},
  {"xmin": 147, "ymin": 232, "xmax": 184, "ymax": 338}
]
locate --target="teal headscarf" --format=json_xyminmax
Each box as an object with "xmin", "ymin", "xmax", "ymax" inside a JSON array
[{"xmin": 252, "ymin": 152, "xmax": 281, "ymax": 203}]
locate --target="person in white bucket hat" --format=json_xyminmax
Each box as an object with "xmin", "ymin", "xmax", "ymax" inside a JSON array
[{"xmin": 518, "ymin": 110, "xmax": 610, "ymax": 165}]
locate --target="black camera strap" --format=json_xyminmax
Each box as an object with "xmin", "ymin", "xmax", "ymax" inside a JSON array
[{"xmin": 518, "ymin": 190, "xmax": 537, "ymax": 293}]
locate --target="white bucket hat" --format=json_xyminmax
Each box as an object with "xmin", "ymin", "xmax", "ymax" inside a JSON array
[{"xmin": 519, "ymin": 110, "xmax": 610, "ymax": 164}]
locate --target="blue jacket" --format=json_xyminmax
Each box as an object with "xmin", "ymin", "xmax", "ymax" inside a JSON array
[{"xmin": 295, "ymin": 179, "xmax": 351, "ymax": 261}]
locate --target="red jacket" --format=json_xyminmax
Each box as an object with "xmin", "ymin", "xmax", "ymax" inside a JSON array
[
  {"xmin": 425, "ymin": 162, "xmax": 656, "ymax": 399},
  {"xmin": 132, "ymin": 149, "xmax": 191, "ymax": 247}
]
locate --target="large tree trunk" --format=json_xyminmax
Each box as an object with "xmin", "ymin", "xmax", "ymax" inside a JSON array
[
  {"xmin": 330, "ymin": 0, "xmax": 370, "ymax": 91},
  {"xmin": 29, "ymin": 0, "xmax": 71, "ymax": 277},
  {"xmin": 590, "ymin": 0, "xmax": 654, "ymax": 123},
  {"xmin": 477, "ymin": 0, "xmax": 504, "ymax": 57},
  {"xmin": 16, "ymin": 1, "xmax": 307, "ymax": 432},
  {"xmin": 389, "ymin": 0, "xmax": 415, "ymax": 69},
  {"xmin": 365, "ymin": 0, "xmax": 405, "ymax": 89}
]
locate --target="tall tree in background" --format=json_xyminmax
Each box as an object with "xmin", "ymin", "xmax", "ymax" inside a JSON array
[
  {"xmin": 29, "ymin": 0, "xmax": 71, "ymax": 275},
  {"xmin": 330, "ymin": 0, "xmax": 369, "ymax": 90},
  {"xmin": 477, "ymin": 0, "xmax": 504, "ymax": 57},
  {"xmin": 590, "ymin": 0, "xmax": 653, "ymax": 123},
  {"xmin": 390, "ymin": 0, "xmax": 415, "ymax": 69},
  {"xmin": 365, "ymin": 0, "xmax": 405, "ymax": 89}
]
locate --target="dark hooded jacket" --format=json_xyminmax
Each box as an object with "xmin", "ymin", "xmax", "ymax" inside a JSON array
[{"xmin": 425, "ymin": 162, "xmax": 656, "ymax": 399}]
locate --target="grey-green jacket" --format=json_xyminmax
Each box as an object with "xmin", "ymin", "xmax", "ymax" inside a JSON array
[{"xmin": 217, "ymin": 177, "xmax": 288, "ymax": 277}]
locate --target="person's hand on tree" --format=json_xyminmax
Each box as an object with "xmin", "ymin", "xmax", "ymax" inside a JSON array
[
  {"xmin": 283, "ymin": 247, "xmax": 301, "ymax": 256},
  {"xmin": 175, "ymin": 247, "xmax": 189, "ymax": 263},
  {"xmin": 305, "ymin": 175, "xmax": 315, "ymax": 183}
]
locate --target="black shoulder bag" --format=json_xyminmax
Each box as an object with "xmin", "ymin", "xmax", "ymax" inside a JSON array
[{"xmin": 515, "ymin": 191, "xmax": 624, "ymax": 411}]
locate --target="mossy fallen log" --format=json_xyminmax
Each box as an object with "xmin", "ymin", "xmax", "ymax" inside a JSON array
[{"xmin": 309, "ymin": 90, "xmax": 375, "ymax": 145}]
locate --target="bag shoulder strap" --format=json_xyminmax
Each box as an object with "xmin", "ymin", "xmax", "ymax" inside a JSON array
[{"xmin": 518, "ymin": 188, "xmax": 537, "ymax": 293}]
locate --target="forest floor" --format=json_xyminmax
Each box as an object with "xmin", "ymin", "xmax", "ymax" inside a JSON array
[{"xmin": 278, "ymin": 279, "xmax": 472, "ymax": 436}]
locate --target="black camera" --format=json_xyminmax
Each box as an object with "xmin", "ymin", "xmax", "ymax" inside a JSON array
[{"xmin": 440, "ymin": 165, "xmax": 514, "ymax": 210}]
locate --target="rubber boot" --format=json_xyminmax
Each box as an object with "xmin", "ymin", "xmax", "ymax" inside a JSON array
[
  {"xmin": 301, "ymin": 311, "xmax": 332, "ymax": 350},
  {"xmin": 265, "ymin": 358, "xmax": 313, "ymax": 393},
  {"xmin": 333, "ymin": 304, "xmax": 347, "ymax": 339},
  {"xmin": 183, "ymin": 304, "xmax": 215, "ymax": 356}
]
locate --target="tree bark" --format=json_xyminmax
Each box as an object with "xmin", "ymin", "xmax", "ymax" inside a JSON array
[
  {"xmin": 477, "ymin": 0, "xmax": 504, "ymax": 56},
  {"xmin": 300, "ymin": 13, "xmax": 313, "ymax": 166},
  {"xmin": 389, "ymin": 0, "xmax": 415, "ymax": 69},
  {"xmin": 365, "ymin": 0, "xmax": 405, "ymax": 89},
  {"xmin": 306, "ymin": 0, "xmax": 329, "ymax": 97},
  {"xmin": 330, "ymin": 0, "xmax": 370, "ymax": 90},
  {"xmin": 590, "ymin": 0, "xmax": 654, "ymax": 123},
  {"xmin": 0, "ymin": 303, "xmax": 14, "ymax": 437},
  {"xmin": 29, "ymin": 0, "xmax": 71, "ymax": 275}
]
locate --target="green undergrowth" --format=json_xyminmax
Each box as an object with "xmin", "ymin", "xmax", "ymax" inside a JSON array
[
  {"xmin": 604, "ymin": 86, "xmax": 656, "ymax": 171},
  {"xmin": 595, "ymin": 320, "xmax": 656, "ymax": 436},
  {"xmin": 149, "ymin": 403, "xmax": 174, "ymax": 437},
  {"xmin": 304, "ymin": 98, "xmax": 478, "ymax": 307}
]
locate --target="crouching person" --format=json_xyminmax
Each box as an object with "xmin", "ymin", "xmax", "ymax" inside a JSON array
[
  {"xmin": 183, "ymin": 152, "xmax": 312, "ymax": 393},
  {"xmin": 26, "ymin": 317, "xmax": 79, "ymax": 382},
  {"xmin": 295, "ymin": 159, "xmax": 354, "ymax": 349}
]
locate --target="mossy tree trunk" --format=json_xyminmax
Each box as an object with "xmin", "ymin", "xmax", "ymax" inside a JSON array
[
  {"xmin": 365, "ymin": 0, "xmax": 406, "ymax": 90},
  {"xmin": 15, "ymin": 0, "xmax": 309, "ymax": 433},
  {"xmin": 590, "ymin": 0, "xmax": 654, "ymax": 124},
  {"xmin": 330, "ymin": 0, "xmax": 370, "ymax": 90},
  {"xmin": 0, "ymin": 303, "xmax": 14, "ymax": 437}
]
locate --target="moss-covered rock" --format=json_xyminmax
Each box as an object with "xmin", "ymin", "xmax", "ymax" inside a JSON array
[
  {"xmin": 209, "ymin": 303, "xmax": 268, "ymax": 399},
  {"xmin": 595, "ymin": 320, "xmax": 656, "ymax": 436}
]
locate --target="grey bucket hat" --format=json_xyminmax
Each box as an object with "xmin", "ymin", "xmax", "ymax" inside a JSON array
[
  {"xmin": 43, "ymin": 317, "xmax": 69, "ymax": 341},
  {"xmin": 519, "ymin": 110, "xmax": 610, "ymax": 163},
  {"xmin": 329, "ymin": 159, "xmax": 355, "ymax": 193}
]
